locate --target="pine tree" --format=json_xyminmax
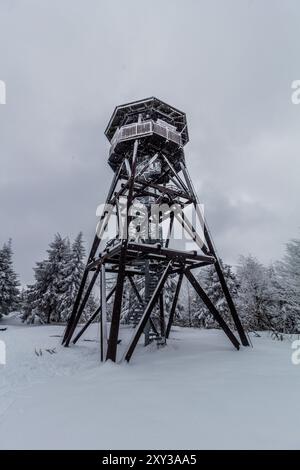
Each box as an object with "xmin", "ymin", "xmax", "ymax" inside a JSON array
[
  {"xmin": 56, "ymin": 233, "xmax": 84, "ymax": 323},
  {"xmin": 275, "ymin": 238, "xmax": 300, "ymax": 333},
  {"xmin": 82, "ymin": 293, "xmax": 98, "ymax": 322},
  {"xmin": 22, "ymin": 234, "xmax": 70, "ymax": 323},
  {"xmin": 22, "ymin": 232, "xmax": 96, "ymax": 324},
  {"xmin": 43, "ymin": 234, "xmax": 71, "ymax": 323},
  {"xmin": 179, "ymin": 278, "xmax": 195, "ymax": 327},
  {"xmin": 0, "ymin": 239, "xmax": 20, "ymax": 318},
  {"xmin": 69, "ymin": 232, "xmax": 86, "ymax": 298},
  {"xmin": 58, "ymin": 232, "xmax": 98, "ymax": 323},
  {"xmin": 21, "ymin": 284, "xmax": 43, "ymax": 324},
  {"xmin": 30, "ymin": 259, "xmax": 52, "ymax": 323},
  {"xmin": 236, "ymin": 255, "xmax": 270, "ymax": 331},
  {"xmin": 262, "ymin": 264, "xmax": 289, "ymax": 338}
]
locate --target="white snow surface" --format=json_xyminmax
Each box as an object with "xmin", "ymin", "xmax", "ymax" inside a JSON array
[{"xmin": 0, "ymin": 318, "xmax": 299, "ymax": 449}]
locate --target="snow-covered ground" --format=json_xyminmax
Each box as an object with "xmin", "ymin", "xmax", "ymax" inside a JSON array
[{"xmin": 0, "ymin": 317, "xmax": 299, "ymax": 449}]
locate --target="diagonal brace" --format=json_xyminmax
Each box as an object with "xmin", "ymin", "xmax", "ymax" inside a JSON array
[{"xmin": 184, "ymin": 268, "xmax": 240, "ymax": 350}]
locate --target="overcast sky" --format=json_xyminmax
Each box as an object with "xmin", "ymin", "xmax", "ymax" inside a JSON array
[{"xmin": 0, "ymin": 0, "xmax": 299, "ymax": 285}]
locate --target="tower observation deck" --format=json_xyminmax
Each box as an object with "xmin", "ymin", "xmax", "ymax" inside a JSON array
[{"xmin": 105, "ymin": 97, "xmax": 188, "ymax": 177}]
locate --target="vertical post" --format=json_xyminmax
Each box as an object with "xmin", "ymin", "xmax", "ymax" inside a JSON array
[
  {"xmin": 143, "ymin": 260, "xmax": 151, "ymax": 346},
  {"xmin": 106, "ymin": 139, "xmax": 139, "ymax": 361},
  {"xmin": 165, "ymin": 211, "xmax": 174, "ymax": 248},
  {"xmin": 100, "ymin": 265, "xmax": 108, "ymax": 362},
  {"xmin": 159, "ymin": 293, "xmax": 166, "ymax": 340}
]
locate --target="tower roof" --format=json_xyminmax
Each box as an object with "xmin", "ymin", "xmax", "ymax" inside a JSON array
[{"xmin": 105, "ymin": 97, "xmax": 189, "ymax": 146}]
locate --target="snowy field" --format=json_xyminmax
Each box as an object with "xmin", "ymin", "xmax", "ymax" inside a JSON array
[{"xmin": 0, "ymin": 317, "xmax": 299, "ymax": 450}]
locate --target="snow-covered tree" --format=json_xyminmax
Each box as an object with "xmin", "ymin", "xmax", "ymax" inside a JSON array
[
  {"xmin": 69, "ymin": 232, "xmax": 86, "ymax": 296},
  {"xmin": 21, "ymin": 284, "xmax": 42, "ymax": 324},
  {"xmin": 0, "ymin": 239, "xmax": 20, "ymax": 318},
  {"xmin": 274, "ymin": 238, "xmax": 300, "ymax": 333},
  {"xmin": 236, "ymin": 255, "xmax": 271, "ymax": 331},
  {"xmin": 22, "ymin": 234, "xmax": 70, "ymax": 323},
  {"xmin": 44, "ymin": 234, "xmax": 71, "ymax": 323},
  {"xmin": 22, "ymin": 232, "xmax": 97, "ymax": 324},
  {"xmin": 56, "ymin": 232, "xmax": 86, "ymax": 323},
  {"xmin": 174, "ymin": 278, "xmax": 195, "ymax": 327},
  {"xmin": 82, "ymin": 293, "xmax": 98, "ymax": 322}
]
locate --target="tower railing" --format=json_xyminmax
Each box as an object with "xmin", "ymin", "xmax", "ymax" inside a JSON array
[{"xmin": 110, "ymin": 120, "xmax": 182, "ymax": 153}]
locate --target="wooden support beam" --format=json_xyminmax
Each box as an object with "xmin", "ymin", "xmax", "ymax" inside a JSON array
[
  {"xmin": 159, "ymin": 293, "xmax": 166, "ymax": 339},
  {"xmin": 100, "ymin": 265, "xmax": 108, "ymax": 362},
  {"xmin": 135, "ymin": 178, "xmax": 190, "ymax": 201},
  {"xmin": 72, "ymin": 284, "xmax": 116, "ymax": 344},
  {"xmin": 174, "ymin": 210, "xmax": 206, "ymax": 252},
  {"xmin": 184, "ymin": 268, "xmax": 240, "ymax": 350},
  {"xmin": 162, "ymin": 154, "xmax": 189, "ymax": 193},
  {"xmin": 64, "ymin": 267, "xmax": 100, "ymax": 346},
  {"xmin": 165, "ymin": 211, "xmax": 174, "ymax": 248},
  {"xmin": 127, "ymin": 274, "xmax": 159, "ymax": 336},
  {"xmin": 127, "ymin": 275, "xmax": 144, "ymax": 306},
  {"xmin": 73, "ymin": 306, "xmax": 101, "ymax": 344},
  {"xmin": 62, "ymin": 268, "xmax": 89, "ymax": 344}
]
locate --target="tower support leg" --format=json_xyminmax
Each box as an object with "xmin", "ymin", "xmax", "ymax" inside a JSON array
[
  {"xmin": 100, "ymin": 265, "xmax": 108, "ymax": 362},
  {"xmin": 184, "ymin": 268, "xmax": 240, "ymax": 350},
  {"xmin": 106, "ymin": 242, "xmax": 127, "ymax": 361},
  {"xmin": 180, "ymin": 162, "xmax": 249, "ymax": 347},
  {"xmin": 159, "ymin": 293, "xmax": 166, "ymax": 340},
  {"xmin": 64, "ymin": 267, "xmax": 100, "ymax": 346}
]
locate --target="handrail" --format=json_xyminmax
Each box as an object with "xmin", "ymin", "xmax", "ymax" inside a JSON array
[{"xmin": 110, "ymin": 120, "xmax": 182, "ymax": 148}]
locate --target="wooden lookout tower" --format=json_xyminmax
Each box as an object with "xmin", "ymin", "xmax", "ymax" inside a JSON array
[{"xmin": 62, "ymin": 97, "xmax": 249, "ymax": 362}]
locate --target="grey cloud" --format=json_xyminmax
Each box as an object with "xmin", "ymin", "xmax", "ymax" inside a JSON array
[{"xmin": 0, "ymin": 0, "xmax": 299, "ymax": 283}]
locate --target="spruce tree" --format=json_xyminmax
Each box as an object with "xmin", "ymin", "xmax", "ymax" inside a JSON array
[
  {"xmin": 22, "ymin": 232, "xmax": 96, "ymax": 324},
  {"xmin": 0, "ymin": 239, "xmax": 20, "ymax": 318},
  {"xmin": 43, "ymin": 234, "xmax": 71, "ymax": 323},
  {"xmin": 236, "ymin": 255, "xmax": 270, "ymax": 331},
  {"xmin": 23, "ymin": 234, "xmax": 70, "ymax": 323},
  {"xmin": 57, "ymin": 232, "xmax": 86, "ymax": 322},
  {"xmin": 275, "ymin": 237, "xmax": 300, "ymax": 333}
]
